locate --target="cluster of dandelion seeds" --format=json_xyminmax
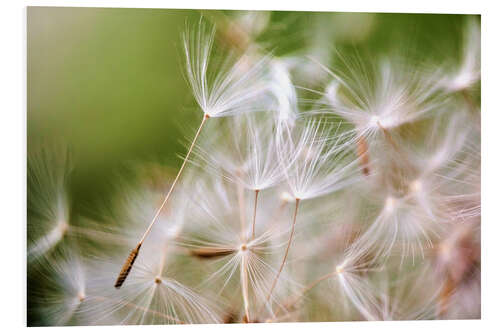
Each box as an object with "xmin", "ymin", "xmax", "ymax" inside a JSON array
[{"xmin": 28, "ymin": 15, "xmax": 480, "ymax": 325}]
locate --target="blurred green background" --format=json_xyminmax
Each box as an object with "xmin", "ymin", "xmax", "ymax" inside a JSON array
[{"xmin": 27, "ymin": 7, "xmax": 473, "ymax": 219}]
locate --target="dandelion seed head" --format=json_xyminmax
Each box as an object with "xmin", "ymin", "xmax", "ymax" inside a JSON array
[
  {"xmin": 280, "ymin": 191, "xmax": 296, "ymax": 203},
  {"xmin": 321, "ymin": 55, "xmax": 446, "ymax": 139},
  {"xmin": 269, "ymin": 59, "xmax": 299, "ymax": 125},
  {"xmin": 28, "ymin": 247, "xmax": 88, "ymax": 326},
  {"xmin": 183, "ymin": 20, "xmax": 272, "ymax": 118},
  {"xmin": 438, "ymin": 242, "xmax": 452, "ymax": 261},
  {"xmin": 442, "ymin": 18, "xmax": 480, "ymax": 93},
  {"xmin": 28, "ymin": 145, "xmax": 73, "ymax": 261},
  {"xmin": 192, "ymin": 114, "xmax": 284, "ymax": 192},
  {"xmin": 77, "ymin": 291, "xmax": 86, "ymax": 302},
  {"xmin": 325, "ymin": 80, "xmax": 339, "ymax": 105},
  {"xmin": 384, "ymin": 196, "xmax": 396, "ymax": 213},
  {"xmin": 410, "ymin": 179, "xmax": 423, "ymax": 193},
  {"xmin": 447, "ymin": 71, "xmax": 477, "ymax": 92},
  {"xmin": 82, "ymin": 252, "xmax": 222, "ymax": 325},
  {"xmin": 369, "ymin": 115, "xmax": 380, "ymax": 127},
  {"xmin": 278, "ymin": 119, "xmax": 361, "ymax": 200}
]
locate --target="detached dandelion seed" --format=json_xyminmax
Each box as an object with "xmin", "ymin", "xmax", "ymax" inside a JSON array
[
  {"xmin": 264, "ymin": 119, "xmax": 361, "ymax": 308},
  {"xmin": 115, "ymin": 20, "xmax": 271, "ymax": 288}
]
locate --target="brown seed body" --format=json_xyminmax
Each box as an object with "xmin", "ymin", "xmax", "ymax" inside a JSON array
[
  {"xmin": 114, "ymin": 243, "xmax": 142, "ymax": 288},
  {"xmin": 189, "ymin": 247, "xmax": 236, "ymax": 259}
]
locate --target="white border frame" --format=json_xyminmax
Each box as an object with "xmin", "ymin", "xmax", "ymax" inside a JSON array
[{"xmin": 2, "ymin": 1, "xmax": 498, "ymax": 331}]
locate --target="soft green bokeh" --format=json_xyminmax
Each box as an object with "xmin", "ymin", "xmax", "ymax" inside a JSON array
[{"xmin": 27, "ymin": 6, "xmax": 472, "ymax": 225}]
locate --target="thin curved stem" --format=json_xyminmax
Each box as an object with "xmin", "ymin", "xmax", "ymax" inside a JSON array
[
  {"xmin": 280, "ymin": 271, "xmax": 337, "ymax": 316},
  {"xmin": 377, "ymin": 122, "xmax": 415, "ymax": 175},
  {"xmin": 461, "ymin": 89, "xmax": 476, "ymax": 115},
  {"xmin": 236, "ymin": 176, "xmax": 247, "ymax": 240},
  {"xmin": 114, "ymin": 114, "xmax": 209, "ymax": 288},
  {"xmin": 251, "ymin": 190, "xmax": 260, "ymax": 239},
  {"xmin": 377, "ymin": 121, "xmax": 400, "ymax": 154},
  {"xmin": 356, "ymin": 135, "xmax": 370, "ymax": 176},
  {"xmin": 241, "ymin": 254, "xmax": 251, "ymax": 323},
  {"xmin": 263, "ymin": 198, "xmax": 300, "ymax": 309},
  {"xmin": 139, "ymin": 113, "xmax": 209, "ymax": 244}
]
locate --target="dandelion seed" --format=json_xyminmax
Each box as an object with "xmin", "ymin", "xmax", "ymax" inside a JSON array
[
  {"xmin": 191, "ymin": 114, "xmax": 286, "ymax": 239},
  {"xmin": 441, "ymin": 18, "xmax": 480, "ymax": 94},
  {"xmin": 28, "ymin": 145, "xmax": 72, "ymax": 261},
  {"xmin": 269, "ymin": 59, "xmax": 299, "ymax": 126},
  {"xmin": 313, "ymin": 54, "xmax": 447, "ymax": 173},
  {"xmin": 264, "ymin": 119, "xmax": 361, "ymax": 306},
  {"xmin": 290, "ymin": 249, "xmax": 384, "ymax": 321},
  {"xmin": 115, "ymin": 19, "xmax": 274, "ymax": 287},
  {"xmin": 183, "ymin": 20, "xmax": 271, "ymax": 118},
  {"xmin": 375, "ymin": 263, "xmax": 444, "ymax": 320},
  {"xmin": 83, "ymin": 225, "xmax": 221, "ymax": 325},
  {"xmin": 90, "ymin": 263, "xmax": 221, "ymax": 324},
  {"xmin": 28, "ymin": 247, "xmax": 86, "ymax": 326},
  {"xmin": 433, "ymin": 220, "xmax": 480, "ymax": 318},
  {"xmin": 179, "ymin": 176, "xmax": 298, "ymax": 320},
  {"xmin": 278, "ymin": 119, "xmax": 361, "ymax": 201},
  {"xmin": 193, "ymin": 115, "xmax": 285, "ymax": 193},
  {"xmin": 323, "ymin": 56, "xmax": 445, "ymax": 136}
]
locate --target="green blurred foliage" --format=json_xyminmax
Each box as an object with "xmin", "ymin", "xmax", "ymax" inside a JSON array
[
  {"xmin": 27, "ymin": 6, "xmax": 474, "ymax": 221},
  {"xmin": 28, "ymin": 7, "xmax": 201, "ymax": 213}
]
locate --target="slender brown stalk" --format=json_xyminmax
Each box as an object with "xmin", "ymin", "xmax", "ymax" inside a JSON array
[
  {"xmin": 157, "ymin": 241, "xmax": 170, "ymax": 277},
  {"xmin": 241, "ymin": 252, "xmax": 251, "ymax": 323},
  {"xmin": 251, "ymin": 190, "xmax": 260, "ymax": 239},
  {"xmin": 356, "ymin": 136, "xmax": 370, "ymax": 176},
  {"xmin": 377, "ymin": 121, "xmax": 415, "ymax": 175},
  {"xmin": 280, "ymin": 271, "xmax": 337, "ymax": 315},
  {"xmin": 378, "ymin": 121, "xmax": 401, "ymax": 154},
  {"xmin": 269, "ymin": 198, "xmax": 288, "ymax": 228},
  {"xmin": 438, "ymin": 274, "xmax": 455, "ymax": 319},
  {"xmin": 236, "ymin": 176, "xmax": 247, "ymax": 239},
  {"xmin": 437, "ymin": 224, "xmax": 478, "ymax": 319},
  {"xmin": 114, "ymin": 114, "xmax": 209, "ymax": 288},
  {"xmin": 461, "ymin": 89, "xmax": 476, "ymax": 115},
  {"xmin": 264, "ymin": 198, "xmax": 301, "ymax": 307},
  {"xmin": 223, "ymin": 311, "xmax": 238, "ymax": 323}
]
